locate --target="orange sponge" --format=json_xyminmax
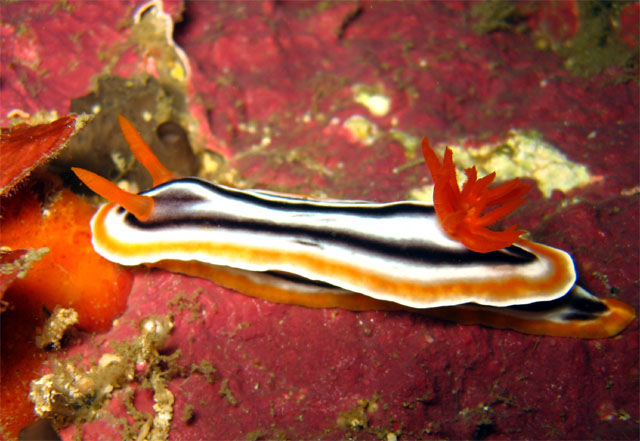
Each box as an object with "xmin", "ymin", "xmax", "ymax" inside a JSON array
[
  {"xmin": 0, "ymin": 187, "xmax": 133, "ymax": 332},
  {"xmin": 0, "ymin": 186, "xmax": 133, "ymax": 439}
]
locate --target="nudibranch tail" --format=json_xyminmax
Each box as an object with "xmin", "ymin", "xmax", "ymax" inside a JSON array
[
  {"xmin": 117, "ymin": 114, "xmax": 175, "ymax": 186},
  {"xmin": 71, "ymin": 167, "xmax": 154, "ymax": 221},
  {"xmin": 427, "ymin": 286, "xmax": 636, "ymax": 339},
  {"xmin": 421, "ymin": 138, "xmax": 531, "ymax": 253}
]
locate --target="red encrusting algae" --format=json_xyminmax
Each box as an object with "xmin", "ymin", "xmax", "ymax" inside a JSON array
[
  {"xmin": 0, "ymin": 115, "xmax": 80, "ymax": 196},
  {"xmin": 0, "ymin": 2, "xmax": 637, "ymax": 439}
]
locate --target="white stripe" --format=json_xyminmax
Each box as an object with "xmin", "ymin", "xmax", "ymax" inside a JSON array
[{"xmin": 91, "ymin": 180, "xmax": 576, "ymax": 308}]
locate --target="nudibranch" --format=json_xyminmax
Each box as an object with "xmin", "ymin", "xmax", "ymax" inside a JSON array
[{"xmin": 72, "ymin": 116, "xmax": 635, "ymax": 338}]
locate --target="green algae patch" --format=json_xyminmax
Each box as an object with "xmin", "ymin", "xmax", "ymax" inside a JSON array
[
  {"xmin": 471, "ymin": 0, "xmax": 532, "ymax": 35},
  {"xmin": 557, "ymin": 1, "xmax": 638, "ymax": 79},
  {"xmin": 472, "ymin": 1, "xmax": 638, "ymax": 79}
]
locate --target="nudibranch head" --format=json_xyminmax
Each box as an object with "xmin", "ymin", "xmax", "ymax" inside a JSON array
[
  {"xmin": 421, "ymin": 138, "xmax": 531, "ymax": 253},
  {"xmin": 71, "ymin": 115, "xmax": 176, "ymax": 222}
]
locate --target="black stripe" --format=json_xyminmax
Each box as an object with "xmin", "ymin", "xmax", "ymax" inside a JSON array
[
  {"xmin": 264, "ymin": 270, "xmax": 345, "ymax": 289},
  {"xmin": 145, "ymin": 178, "xmax": 438, "ymax": 217},
  {"xmin": 507, "ymin": 287, "xmax": 607, "ymax": 320},
  {"xmin": 121, "ymin": 178, "xmax": 537, "ymax": 266}
]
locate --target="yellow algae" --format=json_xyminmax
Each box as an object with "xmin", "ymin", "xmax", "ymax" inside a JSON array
[
  {"xmin": 35, "ymin": 306, "xmax": 79, "ymax": 350},
  {"xmin": 408, "ymin": 185, "xmax": 435, "ymax": 205},
  {"xmin": 412, "ymin": 130, "xmax": 591, "ymax": 200},
  {"xmin": 28, "ymin": 314, "xmax": 184, "ymax": 440},
  {"xmin": 132, "ymin": 0, "xmax": 191, "ymax": 85},
  {"xmin": 352, "ymin": 84, "xmax": 391, "ymax": 117},
  {"xmin": 342, "ymin": 114, "xmax": 379, "ymax": 145},
  {"xmin": 449, "ymin": 130, "xmax": 590, "ymax": 197},
  {"xmin": 389, "ymin": 128, "xmax": 420, "ymax": 158},
  {"xmin": 0, "ymin": 247, "xmax": 49, "ymax": 279}
]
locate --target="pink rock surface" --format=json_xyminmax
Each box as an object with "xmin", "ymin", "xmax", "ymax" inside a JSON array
[{"xmin": 2, "ymin": 1, "xmax": 637, "ymax": 439}]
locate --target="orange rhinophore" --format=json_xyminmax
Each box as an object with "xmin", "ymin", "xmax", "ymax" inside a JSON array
[{"xmin": 117, "ymin": 114, "xmax": 175, "ymax": 186}]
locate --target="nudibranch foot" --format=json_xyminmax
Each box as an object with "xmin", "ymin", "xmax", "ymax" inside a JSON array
[{"xmin": 154, "ymin": 259, "xmax": 635, "ymax": 339}]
